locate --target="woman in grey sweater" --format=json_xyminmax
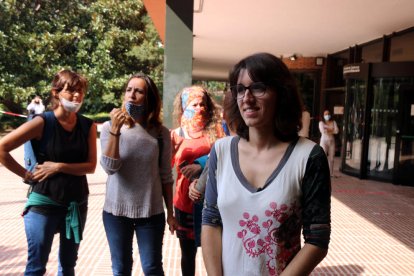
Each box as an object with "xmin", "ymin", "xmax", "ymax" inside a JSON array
[{"xmin": 100, "ymin": 73, "xmax": 177, "ymax": 276}]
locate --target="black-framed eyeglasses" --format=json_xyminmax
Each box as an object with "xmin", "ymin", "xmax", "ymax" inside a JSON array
[{"xmin": 230, "ymin": 82, "xmax": 267, "ymax": 99}]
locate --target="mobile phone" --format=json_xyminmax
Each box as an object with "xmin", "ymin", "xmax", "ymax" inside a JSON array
[{"xmin": 179, "ymin": 160, "xmax": 189, "ymax": 169}]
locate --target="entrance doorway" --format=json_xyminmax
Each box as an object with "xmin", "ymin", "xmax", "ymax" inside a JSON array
[
  {"xmin": 342, "ymin": 62, "xmax": 414, "ymax": 185},
  {"xmin": 395, "ymin": 83, "xmax": 414, "ymax": 185},
  {"xmin": 292, "ymin": 71, "xmax": 321, "ymax": 141},
  {"xmin": 367, "ymin": 78, "xmax": 400, "ymax": 181},
  {"xmin": 343, "ymin": 79, "xmax": 366, "ymax": 176}
]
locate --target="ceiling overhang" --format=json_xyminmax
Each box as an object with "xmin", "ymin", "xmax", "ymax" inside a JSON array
[{"xmin": 145, "ymin": 0, "xmax": 414, "ymax": 81}]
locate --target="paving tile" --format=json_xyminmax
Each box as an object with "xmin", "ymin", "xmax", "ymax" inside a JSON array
[{"xmin": 0, "ymin": 144, "xmax": 413, "ymax": 275}]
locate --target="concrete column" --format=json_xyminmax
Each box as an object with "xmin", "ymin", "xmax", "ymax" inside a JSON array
[{"xmin": 163, "ymin": 0, "xmax": 194, "ymax": 128}]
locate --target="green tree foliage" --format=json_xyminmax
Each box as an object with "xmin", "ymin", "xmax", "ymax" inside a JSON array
[
  {"xmin": 0, "ymin": 0, "xmax": 164, "ymax": 115},
  {"xmin": 193, "ymin": 80, "xmax": 228, "ymax": 105}
]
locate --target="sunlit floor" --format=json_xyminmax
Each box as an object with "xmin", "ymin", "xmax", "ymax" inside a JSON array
[{"xmin": 1, "ymin": 144, "xmax": 413, "ymax": 275}]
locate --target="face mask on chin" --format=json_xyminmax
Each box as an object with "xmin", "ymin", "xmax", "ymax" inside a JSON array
[
  {"xmin": 60, "ymin": 97, "xmax": 82, "ymax": 113},
  {"xmin": 125, "ymin": 101, "xmax": 145, "ymax": 120}
]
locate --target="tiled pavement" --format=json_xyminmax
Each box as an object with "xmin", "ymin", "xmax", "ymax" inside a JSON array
[{"xmin": 0, "ymin": 141, "xmax": 413, "ymax": 275}]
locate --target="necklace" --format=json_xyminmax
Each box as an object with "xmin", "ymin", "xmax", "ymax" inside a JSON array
[{"xmin": 187, "ymin": 130, "xmax": 203, "ymax": 139}]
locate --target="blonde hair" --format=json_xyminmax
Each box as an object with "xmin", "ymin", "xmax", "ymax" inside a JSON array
[{"xmin": 173, "ymin": 86, "xmax": 225, "ymax": 143}]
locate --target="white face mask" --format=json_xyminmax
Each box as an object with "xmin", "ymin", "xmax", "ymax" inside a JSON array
[
  {"xmin": 324, "ymin": 115, "xmax": 331, "ymax": 121},
  {"xmin": 60, "ymin": 97, "xmax": 82, "ymax": 113}
]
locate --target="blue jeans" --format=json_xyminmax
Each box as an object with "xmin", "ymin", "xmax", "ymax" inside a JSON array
[
  {"xmin": 103, "ymin": 211, "xmax": 166, "ymax": 276},
  {"xmin": 24, "ymin": 209, "xmax": 87, "ymax": 276}
]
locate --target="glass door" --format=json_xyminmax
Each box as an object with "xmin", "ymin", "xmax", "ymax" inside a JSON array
[
  {"xmin": 367, "ymin": 78, "xmax": 399, "ymax": 180},
  {"xmin": 292, "ymin": 72, "xmax": 319, "ymax": 140},
  {"xmin": 395, "ymin": 80, "xmax": 414, "ymax": 185},
  {"xmin": 342, "ymin": 62, "xmax": 414, "ymax": 183},
  {"xmin": 343, "ymin": 79, "xmax": 367, "ymax": 175}
]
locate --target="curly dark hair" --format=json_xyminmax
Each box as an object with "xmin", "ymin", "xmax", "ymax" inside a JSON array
[{"xmin": 227, "ymin": 52, "xmax": 303, "ymax": 142}]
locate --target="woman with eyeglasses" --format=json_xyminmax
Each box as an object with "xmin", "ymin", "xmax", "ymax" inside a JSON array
[
  {"xmin": 202, "ymin": 53, "xmax": 331, "ymax": 275},
  {"xmin": 100, "ymin": 73, "xmax": 177, "ymax": 276},
  {"xmin": 171, "ymin": 86, "xmax": 225, "ymax": 276},
  {"xmin": 0, "ymin": 69, "xmax": 97, "ymax": 275}
]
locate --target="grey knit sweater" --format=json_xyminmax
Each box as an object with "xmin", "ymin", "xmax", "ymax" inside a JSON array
[{"xmin": 100, "ymin": 121, "xmax": 173, "ymax": 218}]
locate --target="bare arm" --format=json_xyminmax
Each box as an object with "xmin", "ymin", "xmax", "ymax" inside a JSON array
[
  {"xmin": 188, "ymin": 180, "xmax": 202, "ymax": 202},
  {"xmin": 280, "ymin": 243, "xmax": 327, "ymax": 276},
  {"xmin": 333, "ymin": 121, "xmax": 339, "ymax": 134},
  {"xmin": 180, "ymin": 163, "xmax": 202, "ymax": 181},
  {"xmin": 299, "ymin": 111, "xmax": 310, "ymax": 137},
  {"xmin": 201, "ymin": 225, "xmax": 223, "ymax": 276},
  {"xmin": 170, "ymin": 128, "xmax": 183, "ymax": 167},
  {"xmin": 0, "ymin": 116, "xmax": 43, "ymax": 180},
  {"xmin": 318, "ymin": 121, "xmax": 325, "ymax": 134}
]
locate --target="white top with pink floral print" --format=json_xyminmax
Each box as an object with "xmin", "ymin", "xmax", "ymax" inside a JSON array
[{"xmin": 204, "ymin": 136, "xmax": 327, "ymax": 275}]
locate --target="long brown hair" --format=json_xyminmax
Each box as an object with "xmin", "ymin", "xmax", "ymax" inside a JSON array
[{"xmin": 122, "ymin": 73, "xmax": 162, "ymax": 129}]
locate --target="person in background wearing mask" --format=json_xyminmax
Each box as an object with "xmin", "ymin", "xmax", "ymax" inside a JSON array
[
  {"xmin": 100, "ymin": 73, "xmax": 177, "ymax": 276},
  {"xmin": 171, "ymin": 86, "xmax": 225, "ymax": 276},
  {"xmin": 188, "ymin": 90, "xmax": 236, "ymax": 205},
  {"xmin": 27, "ymin": 95, "xmax": 45, "ymax": 118},
  {"xmin": 319, "ymin": 109, "xmax": 339, "ymax": 177},
  {"xmin": 0, "ymin": 69, "xmax": 97, "ymax": 275}
]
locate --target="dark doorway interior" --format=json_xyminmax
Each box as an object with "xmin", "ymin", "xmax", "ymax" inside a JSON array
[
  {"xmin": 292, "ymin": 71, "xmax": 321, "ymax": 142},
  {"xmin": 342, "ymin": 62, "xmax": 414, "ymax": 185}
]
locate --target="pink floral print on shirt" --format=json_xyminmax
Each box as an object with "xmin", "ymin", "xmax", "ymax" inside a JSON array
[{"xmin": 237, "ymin": 201, "xmax": 301, "ymax": 275}]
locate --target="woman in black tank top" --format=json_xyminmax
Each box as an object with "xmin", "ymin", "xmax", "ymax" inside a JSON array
[{"xmin": 0, "ymin": 69, "xmax": 97, "ymax": 275}]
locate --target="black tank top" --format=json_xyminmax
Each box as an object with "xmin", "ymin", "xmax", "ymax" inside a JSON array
[{"xmin": 32, "ymin": 113, "xmax": 92, "ymax": 206}]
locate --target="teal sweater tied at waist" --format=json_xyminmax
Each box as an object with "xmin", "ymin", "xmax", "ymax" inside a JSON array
[{"xmin": 24, "ymin": 192, "xmax": 83, "ymax": 244}]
